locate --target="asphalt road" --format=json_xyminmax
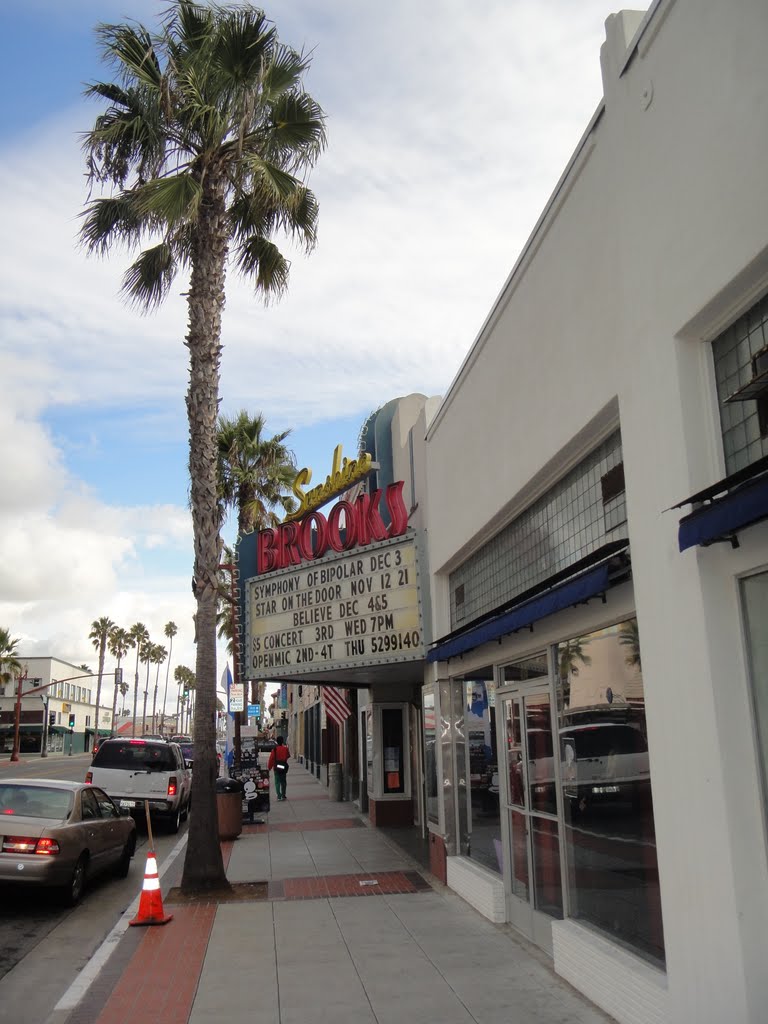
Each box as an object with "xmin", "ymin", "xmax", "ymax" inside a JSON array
[{"xmin": 0, "ymin": 753, "xmax": 188, "ymax": 1023}]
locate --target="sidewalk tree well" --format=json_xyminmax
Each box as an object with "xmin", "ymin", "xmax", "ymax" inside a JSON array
[{"xmin": 80, "ymin": 0, "xmax": 326, "ymax": 891}]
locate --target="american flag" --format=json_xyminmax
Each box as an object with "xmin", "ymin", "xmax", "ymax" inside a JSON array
[{"xmin": 322, "ymin": 686, "xmax": 352, "ymax": 726}]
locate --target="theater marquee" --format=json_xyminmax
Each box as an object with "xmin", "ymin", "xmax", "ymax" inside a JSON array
[{"xmin": 245, "ymin": 533, "xmax": 425, "ymax": 677}]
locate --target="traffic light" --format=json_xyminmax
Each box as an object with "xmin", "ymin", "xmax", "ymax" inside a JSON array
[
  {"xmin": 115, "ymin": 667, "xmax": 123, "ymax": 686},
  {"xmin": 68, "ymin": 713, "xmax": 76, "ymax": 730},
  {"xmin": 49, "ymin": 711, "xmax": 56, "ymax": 728}
]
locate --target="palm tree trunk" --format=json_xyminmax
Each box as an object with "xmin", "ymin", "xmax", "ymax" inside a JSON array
[
  {"xmin": 152, "ymin": 663, "xmax": 160, "ymax": 731},
  {"xmin": 162, "ymin": 635, "xmax": 174, "ymax": 734},
  {"xmin": 95, "ymin": 639, "xmax": 105, "ymax": 743},
  {"xmin": 132, "ymin": 649, "xmax": 141, "ymax": 737},
  {"xmin": 111, "ymin": 655, "xmax": 121, "ymax": 736},
  {"xmin": 181, "ymin": 176, "xmax": 229, "ymax": 892},
  {"xmin": 142, "ymin": 657, "xmax": 150, "ymax": 734}
]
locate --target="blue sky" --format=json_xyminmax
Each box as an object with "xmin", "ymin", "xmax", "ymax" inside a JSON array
[{"xmin": 0, "ymin": 0, "xmax": 619, "ymax": 708}]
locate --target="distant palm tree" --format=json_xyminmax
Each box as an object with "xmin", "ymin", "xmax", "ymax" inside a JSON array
[
  {"xmin": 217, "ymin": 411, "xmax": 297, "ymax": 535},
  {"xmin": 150, "ymin": 644, "xmax": 168, "ymax": 732},
  {"xmin": 89, "ymin": 616, "xmax": 115, "ymax": 744},
  {"xmin": 77, "ymin": 664, "xmax": 92, "ymax": 674},
  {"xmin": 127, "ymin": 623, "xmax": 149, "ymax": 736},
  {"xmin": 79, "ymin": 0, "xmax": 325, "ymax": 893},
  {"xmin": 107, "ymin": 627, "xmax": 130, "ymax": 734},
  {"xmin": 0, "ymin": 628, "xmax": 22, "ymax": 688},
  {"xmin": 161, "ymin": 622, "xmax": 178, "ymax": 734}
]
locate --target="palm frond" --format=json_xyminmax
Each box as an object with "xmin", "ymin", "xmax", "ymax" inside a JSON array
[
  {"xmin": 266, "ymin": 91, "xmax": 327, "ymax": 165},
  {"xmin": 241, "ymin": 154, "xmax": 300, "ymax": 201},
  {"xmin": 261, "ymin": 44, "xmax": 311, "ymax": 101},
  {"xmin": 96, "ymin": 23, "xmax": 163, "ymax": 91},
  {"xmin": 121, "ymin": 241, "xmax": 179, "ymax": 309},
  {"xmin": 213, "ymin": 8, "xmax": 275, "ymax": 85},
  {"xmin": 132, "ymin": 172, "xmax": 201, "ymax": 224},
  {"xmin": 79, "ymin": 194, "xmax": 144, "ymax": 254},
  {"xmin": 234, "ymin": 235, "xmax": 290, "ymax": 298}
]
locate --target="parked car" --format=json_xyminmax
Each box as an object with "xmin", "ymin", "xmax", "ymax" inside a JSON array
[
  {"xmin": 175, "ymin": 740, "xmax": 222, "ymax": 774},
  {"xmin": 86, "ymin": 738, "xmax": 191, "ymax": 833},
  {"xmin": 0, "ymin": 779, "xmax": 136, "ymax": 905},
  {"xmin": 560, "ymin": 722, "xmax": 650, "ymax": 815}
]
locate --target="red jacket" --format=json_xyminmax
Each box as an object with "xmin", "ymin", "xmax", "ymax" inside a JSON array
[{"xmin": 268, "ymin": 744, "xmax": 290, "ymax": 771}]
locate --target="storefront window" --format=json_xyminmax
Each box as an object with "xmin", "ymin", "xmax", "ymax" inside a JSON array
[
  {"xmin": 382, "ymin": 708, "xmax": 405, "ymax": 793},
  {"xmin": 458, "ymin": 667, "xmax": 500, "ymax": 873},
  {"xmin": 741, "ymin": 572, "xmax": 768, "ymax": 823},
  {"xmin": 423, "ymin": 690, "xmax": 439, "ymax": 824},
  {"xmin": 557, "ymin": 620, "xmax": 665, "ymax": 965}
]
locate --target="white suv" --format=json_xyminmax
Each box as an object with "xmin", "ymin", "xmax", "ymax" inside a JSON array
[{"xmin": 86, "ymin": 738, "xmax": 191, "ymax": 833}]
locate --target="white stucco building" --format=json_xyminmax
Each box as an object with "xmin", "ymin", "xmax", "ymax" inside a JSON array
[{"xmin": 422, "ymin": 2, "xmax": 768, "ymax": 1022}]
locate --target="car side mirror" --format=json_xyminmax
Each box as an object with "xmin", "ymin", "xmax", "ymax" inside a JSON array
[{"xmin": 185, "ymin": 759, "xmax": 193, "ymax": 769}]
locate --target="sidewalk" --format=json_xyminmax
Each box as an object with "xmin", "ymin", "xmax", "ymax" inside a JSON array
[{"xmin": 55, "ymin": 766, "xmax": 614, "ymax": 1024}]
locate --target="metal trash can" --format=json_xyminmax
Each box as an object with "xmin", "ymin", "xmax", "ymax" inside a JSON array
[
  {"xmin": 328, "ymin": 762, "xmax": 343, "ymax": 802},
  {"xmin": 216, "ymin": 776, "xmax": 244, "ymax": 840}
]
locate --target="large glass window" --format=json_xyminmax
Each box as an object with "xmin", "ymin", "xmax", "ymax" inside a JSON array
[
  {"xmin": 456, "ymin": 667, "xmax": 500, "ymax": 873},
  {"xmin": 741, "ymin": 572, "xmax": 768, "ymax": 824},
  {"xmin": 423, "ymin": 690, "xmax": 439, "ymax": 824},
  {"xmin": 713, "ymin": 291, "xmax": 768, "ymax": 474},
  {"xmin": 557, "ymin": 620, "xmax": 664, "ymax": 965}
]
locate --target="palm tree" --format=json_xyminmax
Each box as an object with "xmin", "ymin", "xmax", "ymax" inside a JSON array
[
  {"xmin": 161, "ymin": 621, "xmax": 178, "ymax": 735},
  {"xmin": 557, "ymin": 636, "xmax": 592, "ymax": 713},
  {"xmin": 127, "ymin": 623, "xmax": 149, "ymax": 736},
  {"xmin": 0, "ymin": 628, "xmax": 22, "ymax": 688},
  {"xmin": 619, "ymin": 619, "xmax": 642, "ymax": 671},
  {"xmin": 107, "ymin": 627, "xmax": 130, "ymax": 735},
  {"xmin": 217, "ymin": 411, "xmax": 296, "ymax": 536},
  {"xmin": 150, "ymin": 644, "xmax": 168, "ymax": 732},
  {"xmin": 140, "ymin": 638, "xmax": 154, "ymax": 734},
  {"xmin": 89, "ymin": 616, "xmax": 115, "ymax": 745},
  {"xmin": 80, "ymin": 0, "xmax": 326, "ymax": 892}
]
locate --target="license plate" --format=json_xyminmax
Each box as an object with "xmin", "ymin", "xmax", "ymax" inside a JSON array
[{"xmin": 120, "ymin": 800, "xmax": 136, "ymax": 809}]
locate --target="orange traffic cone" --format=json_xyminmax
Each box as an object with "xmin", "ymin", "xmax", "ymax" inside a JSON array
[{"xmin": 129, "ymin": 851, "xmax": 173, "ymax": 927}]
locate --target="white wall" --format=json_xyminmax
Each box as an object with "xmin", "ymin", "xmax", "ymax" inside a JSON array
[{"xmin": 425, "ymin": 2, "xmax": 768, "ymax": 1021}]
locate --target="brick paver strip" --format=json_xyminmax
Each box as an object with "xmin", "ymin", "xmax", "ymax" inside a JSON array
[
  {"xmin": 241, "ymin": 817, "xmax": 361, "ymax": 834},
  {"xmin": 281, "ymin": 871, "xmax": 422, "ymax": 900},
  {"xmin": 91, "ymin": 904, "xmax": 216, "ymax": 1024}
]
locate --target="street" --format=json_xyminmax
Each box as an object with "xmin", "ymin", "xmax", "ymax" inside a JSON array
[{"xmin": 0, "ymin": 753, "xmax": 187, "ymax": 1024}]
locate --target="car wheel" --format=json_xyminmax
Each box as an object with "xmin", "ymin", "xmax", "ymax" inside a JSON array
[
  {"xmin": 167, "ymin": 807, "xmax": 181, "ymax": 834},
  {"xmin": 115, "ymin": 834, "xmax": 136, "ymax": 878},
  {"xmin": 62, "ymin": 854, "xmax": 88, "ymax": 906}
]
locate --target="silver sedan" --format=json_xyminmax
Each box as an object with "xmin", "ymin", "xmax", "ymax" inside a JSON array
[{"xmin": 0, "ymin": 778, "xmax": 137, "ymax": 905}]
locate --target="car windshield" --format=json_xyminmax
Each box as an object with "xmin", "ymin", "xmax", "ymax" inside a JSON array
[
  {"xmin": 92, "ymin": 742, "xmax": 177, "ymax": 771},
  {"xmin": 0, "ymin": 784, "xmax": 74, "ymax": 819}
]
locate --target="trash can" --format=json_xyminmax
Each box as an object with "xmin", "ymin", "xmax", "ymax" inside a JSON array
[
  {"xmin": 216, "ymin": 776, "xmax": 244, "ymax": 840},
  {"xmin": 328, "ymin": 762, "xmax": 343, "ymax": 802}
]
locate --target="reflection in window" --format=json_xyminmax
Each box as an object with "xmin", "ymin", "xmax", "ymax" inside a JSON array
[
  {"xmin": 557, "ymin": 620, "xmax": 664, "ymax": 965},
  {"xmin": 423, "ymin": 691, "xmax": 439, "ymax": 824},
  {"xmin": 457, "ymin": 667, "xmax": 500, "ymax": 874}
]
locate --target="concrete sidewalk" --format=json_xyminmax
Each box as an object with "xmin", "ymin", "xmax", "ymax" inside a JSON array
[{"xmin": 56, "ymin": 766, "xmax": 614, "ymax": 1024}]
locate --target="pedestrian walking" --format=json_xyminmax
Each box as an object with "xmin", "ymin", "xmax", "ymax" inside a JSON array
[{"xmin": 268, "ymin": 736, "xmax": 290, "ymax": 801}]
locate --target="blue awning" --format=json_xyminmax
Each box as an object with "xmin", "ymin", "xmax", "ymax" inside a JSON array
[
  {"xmin": 678, "ymin": 473, "xmax": 768, "ymax": 551},
  {"xmin": 426, "ymin": 561, "xmax": 611, "ymax": 663}
]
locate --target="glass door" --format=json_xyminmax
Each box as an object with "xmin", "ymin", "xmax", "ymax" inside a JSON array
[{"xmin": 501, "ymin": 688, "xmax": 563, "ymax": 951}]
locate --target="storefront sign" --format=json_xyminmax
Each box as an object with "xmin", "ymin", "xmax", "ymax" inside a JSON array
[
  {"xmin": 258, "ymin": 481, "xmax": 408, "ymax": 573},
  {"xmin": 284, "ymin": 444, "xmax": 374, "ymax": 523},
  {"xmin": 246, "ymin": 534, "xmax": 425, "ymax": 676}
]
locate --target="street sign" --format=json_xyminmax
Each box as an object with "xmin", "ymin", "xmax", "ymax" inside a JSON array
[
  {"xmin": 247, "ymin": 703, "xmax": 261, "ymax": 717},
  {"xmin": 229, "ymin": 683, "xmax": 244, "ymax": 712}
]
